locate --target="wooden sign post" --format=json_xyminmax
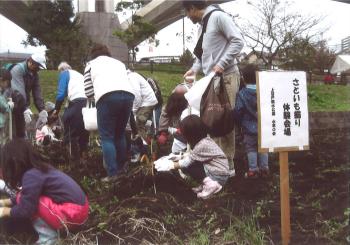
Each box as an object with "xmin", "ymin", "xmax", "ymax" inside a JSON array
[{"xmin": 257, "ymin": 71, "xmax": 309, "ymax": 245}]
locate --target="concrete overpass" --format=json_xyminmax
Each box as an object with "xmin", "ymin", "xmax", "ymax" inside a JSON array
[{"xmin": 0, "ymin": 0, "xmax": 233, "ymax": 62}]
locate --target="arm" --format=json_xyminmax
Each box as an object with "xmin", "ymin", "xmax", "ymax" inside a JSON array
[
  {"xmin": 84, "ymin": 64, "xmax": 95, "ymax": 99},
  {"xmin": 10, "ymin": 64, "xmax": 27, "ymax": 104},
  {"xmin": 32, "ymin": 74, "xmax": 45, "ymax": 112},
  {"xmin": 232, "ymin": 92, "xmax": 244, "ymax": 124},
  {"xmin": 10, "ymin": 170, "xmax": 44, "ymax": 219},
  {"xmin": 54, "ymin": 70, "xmax": 69, "ymax": 112},
  {"xmin": 215, "ymin": 13, "xmax": 244, "ymax": 71}
]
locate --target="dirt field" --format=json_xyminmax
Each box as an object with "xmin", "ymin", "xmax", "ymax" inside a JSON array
[{"xmin": 0, "ymin": 127, "xmax": 349, "ymax": 244}]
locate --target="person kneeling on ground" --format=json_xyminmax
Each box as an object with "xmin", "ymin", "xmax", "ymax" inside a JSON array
[
  {"xmin": 154, "ymin": 115, "xmax": 230, "ymax": 199},
  {"xmin": 0, "ymin": 138, "xmax": 89, "ymax": 245},
  {"xmin": 36, "ymin": 102, "xmax": 62, "ymax": 146}
]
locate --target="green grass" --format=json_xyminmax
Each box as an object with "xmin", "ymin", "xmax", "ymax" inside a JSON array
[
  {"xmin": 307, "ymin": 84, "xmax": 350, "ymax": 111},
  {"xmin": 37, "ymin": 70, "xmax": 350, "ymax": 112}
]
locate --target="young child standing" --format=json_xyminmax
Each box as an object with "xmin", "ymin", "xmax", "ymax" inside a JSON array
[
  {"xmin": 233, "ymin": 64, "xmax": 269, "ymax": 178},
  {"xmin": 0, "ymin": 138, "xmax": 89, "ymax": 244},
  {"xmin": 155, "ymin": 115, "xmax": 230, "ymax": 199},
  {"xmin": 0, "ymin": 69, "xmax": 26, "ymax": 139}
]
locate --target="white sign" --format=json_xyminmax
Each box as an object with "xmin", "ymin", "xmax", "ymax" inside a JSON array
[{"xmin": 257, "ymin": 71, "xmax": 309, "ymax": 152}]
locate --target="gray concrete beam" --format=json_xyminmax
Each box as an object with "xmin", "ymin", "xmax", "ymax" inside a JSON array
[{"xmin": 120, "ymin": 0, "xmax": 234, "ymax": 31}]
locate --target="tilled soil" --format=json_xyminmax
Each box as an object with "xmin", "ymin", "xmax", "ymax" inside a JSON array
[{"xmin": 0, "ymin": 128, "xmax": 349, "ymax": 244}]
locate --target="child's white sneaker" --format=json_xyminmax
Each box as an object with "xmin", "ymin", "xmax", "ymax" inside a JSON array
[
  {"xmin": 197, "ymin": 177, "xmax": 222, "ymax": 199},
  {"xmin": 191, "ymin": 185, "xmax": 203, "ymax": 193}
]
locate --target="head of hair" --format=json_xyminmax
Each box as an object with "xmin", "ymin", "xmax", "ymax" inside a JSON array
[
  {"xmin": 0, "ymin": 69, "xmax": 12, "ymax": 82},
  {"xmin": 182, "ymin": 0, "xmax": 207, "ymax": 11},
  {"xmin": 180, "ymin": 115, "xmax": 207, "ymax": 148},
  {"xmin": 1, "ymin": 138, "xmax": 51, "ymax": 190},
  {"xmin": 242, "ymin": 64, "xmax": 258, "ymax": 85},
  {"xmin": 57, "ymin": 62, "xmax": 71, "ymax": 72},
  {"xmin": 90, "ymin": 43, "xmax": 111, "ymax": 60},
  {"xmin": 165, "ymin": 92, "xmax": 188, "ymax": 118}
]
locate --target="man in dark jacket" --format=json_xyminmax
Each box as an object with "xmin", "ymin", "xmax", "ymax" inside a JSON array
[{"xmin": 10, "ymin": 53, "xmax": 47, "ymax": 137}]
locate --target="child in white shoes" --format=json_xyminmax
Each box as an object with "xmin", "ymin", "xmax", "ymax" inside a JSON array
[{"xmin": 155, "ymin": 115, "xmax": 230, "ymax": 199}]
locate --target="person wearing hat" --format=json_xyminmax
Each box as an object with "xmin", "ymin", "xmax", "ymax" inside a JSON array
[{"xmin": 10, "ymin": 53, "xmax": 47, "ymax": 138}]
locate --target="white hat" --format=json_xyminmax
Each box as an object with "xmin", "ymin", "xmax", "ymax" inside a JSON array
[{"xmin": 31, "ymin": 53, "xmax": 47, "ymax": 69}]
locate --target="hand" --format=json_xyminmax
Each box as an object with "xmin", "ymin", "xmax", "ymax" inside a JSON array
[
  {"xmin": 154, "ymin": 157, "xmax": 175, "ymax": 172},
  {"xmin": 0, "ymin": 207, "xmax": 10, "ymax": 218},
  {"xmin": 23, "ymin": 109, "xmax": 33, "ymax": 124},
  {"xmin": 212, "ymin": 65, "xmax": 224, "ymax": 74},
  {"xmin": 0, "ymin": 199, "xmax": 12, "ymax": 207},
  {"xmin": 157, "ymin": 132, "xmax": 168, "ymax": 145},
  {"xmin": 168, "ymin": 127, "xmax": 179, "ymax": 135},
  {"xmin": 52, "ymin": 110, "xmax": 59, "ymax": 116},
  {"xmin": 7, "ymin": 101, "xmax": 14, "ymax": 110},
  {"xmin": 183, "ymin": 69, "xmax": 195, "ymax": 83}
]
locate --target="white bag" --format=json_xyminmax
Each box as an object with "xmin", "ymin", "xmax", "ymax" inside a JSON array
[
  {"xmin": 184, "ymin": 72, "xmax": 215, "ymax": 111},
  {"xmin": 82, "ymin": 101, "xmax": 98, "ymax": 131}
]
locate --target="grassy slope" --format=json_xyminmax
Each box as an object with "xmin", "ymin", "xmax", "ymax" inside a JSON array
[{"xmin": 38, "ymin": 70, "xmax": 350, "ymax": 112}]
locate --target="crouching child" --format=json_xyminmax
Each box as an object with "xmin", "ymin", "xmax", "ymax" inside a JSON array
[
  {"xmin": 155, "ymin": 115, "xmax": 230, "ymax": 199},
  {"xmin": 36, "ymin": 102, "xmax": 62, "ymax": 146},
  {"xmin": 0, "ymin": 138, "xmax": 89, "ymax": 244}
]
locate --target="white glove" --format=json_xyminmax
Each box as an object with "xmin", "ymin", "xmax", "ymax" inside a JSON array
[
  {"xmin": 154, "ymin": 157, "xmax": 175, "ymax": 172},
  {"xmin": 39, "ymin": 110, "xmax": 48, "ymax": 118},
  {"xmin": 168, "ymin": 127, "xmax": 178, "ymax": 135},
  {"xmin": 7, "ymin": 99, "xmax": 14, "ymax": 110},
  {"xmin": 23, "ymin": 109, "xmax": 33, "ymax": 124}
]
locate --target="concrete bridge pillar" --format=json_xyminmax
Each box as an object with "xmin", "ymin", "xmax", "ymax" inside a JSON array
[{"xmin": 77, "ymin": 0, "xmax": 128, "ymax": 62}]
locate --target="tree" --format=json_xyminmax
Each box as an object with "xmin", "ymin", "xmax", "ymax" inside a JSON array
[
  {"xmin": 313, "ymin": 40, "xmax": 336, "ymax": 73},
  {"xmin": 239, "ymin": 0, "xmax": 326, "ymax": 69},
  {"xmin": 279, "ymin": 37, "xmax": 317, "ymax": 71},
  {"xmin": 179, "ymin": 49, "xmax": 194, "ymax": 67},
  {"xmin": 114, "ymin": 0, "xmax": 157, "ymax": 65},
  {"xmin": 279, "ymin": 37, "xmax": 336, "ymax": 73},
  {"xmin": 22, "ymin": 0, "xmax": 91, "ymax": 71}
]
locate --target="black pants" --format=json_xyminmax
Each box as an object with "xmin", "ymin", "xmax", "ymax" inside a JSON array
[
  {"xmin": 12, "ymin": 107, "xmax": 25, "ymax": 138},
  {"xmin": 62, "ymin": 98, "xmax": 89, "ymax": 158}
]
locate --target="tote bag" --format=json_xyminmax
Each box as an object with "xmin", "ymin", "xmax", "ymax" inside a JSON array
[
  {"xmin": 82, "ymin": 101, "xmax": 98, "ymax": 131},
  {"xmin": 200, "ymin": 74, "xmax": 234, "ymax": 137}
]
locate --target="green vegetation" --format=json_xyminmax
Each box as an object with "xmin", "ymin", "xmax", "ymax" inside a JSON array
[
  {"xmin": 308, "ymin": 84, "xmax": 350, "ymax": 111},
  {"xmin": 38, "ymin": 70, "xmax": 350, "ymax": 112}
]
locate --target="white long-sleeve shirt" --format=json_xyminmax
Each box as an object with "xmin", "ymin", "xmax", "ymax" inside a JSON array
[
  {"xmin": 84, "ymin": 56, "xmax": 134, "ymax": 103},
  {"xmin": 127, "ymin": 71, "xmax": 158, "ymax": 112}
]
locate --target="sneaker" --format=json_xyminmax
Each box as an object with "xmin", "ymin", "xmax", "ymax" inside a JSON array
[
  {"xmin": 245, "ymin": 170, "xmax": 259, "ymax": 179},
  {"xmin": 101, "ymin": 175, "xmax": 120, "ymax": 183},
  {"xmin": 191, "ymin": 185, "xmax": 203, "ymax": 193},
  {"xmin": 197, "ymin": 177, "xmax": 222, "ymax": 199},
  {"xmin": 260, "ymin": 168, "xmax": 270, "ymax": 178},
  {"xmin": 130, "ymin": 153, "xmax": 141, "ymax": 163},
  {"xmin": 228, "ymin": 169, "xmax": 236, "ymax": 177}
]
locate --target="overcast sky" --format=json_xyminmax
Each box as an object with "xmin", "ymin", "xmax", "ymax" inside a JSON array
[{"xmin": 0, "ymin": 0, "xmax": 349, "ymax": 60}]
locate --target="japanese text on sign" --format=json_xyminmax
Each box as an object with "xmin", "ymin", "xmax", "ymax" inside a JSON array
[{"xmin": 258, "ymin": 71, "xmax": 309, "ymax": 152}]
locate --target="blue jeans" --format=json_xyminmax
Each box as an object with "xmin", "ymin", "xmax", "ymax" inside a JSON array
[
  {"xmin": 244, "ymin": 134, "xmax": 269, "ymax": 171},
  {"xmin": 97, "ymin": 91, "xmax": 134, "ymax": 176}
]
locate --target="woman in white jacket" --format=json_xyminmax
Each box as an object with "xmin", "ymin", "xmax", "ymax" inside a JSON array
[{"xmin": 84, "ymin": 44, "xmax": 135, "ymax": 181}]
